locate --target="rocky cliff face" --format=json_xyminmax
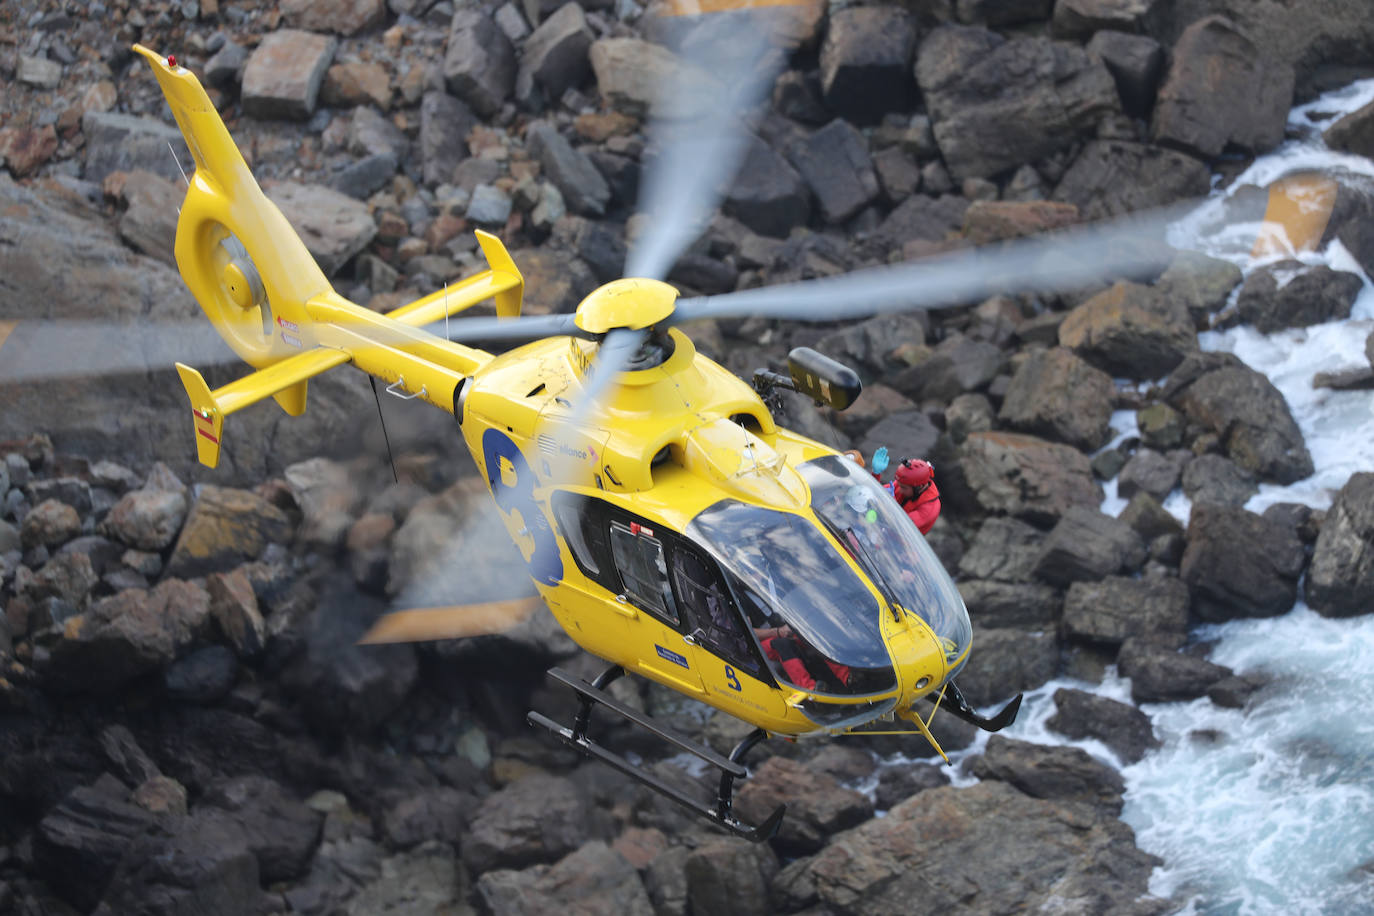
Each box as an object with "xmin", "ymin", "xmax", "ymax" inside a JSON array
[{"xmin": 3, "ymin": 0, "xmax": 1374, "ymax": 913}]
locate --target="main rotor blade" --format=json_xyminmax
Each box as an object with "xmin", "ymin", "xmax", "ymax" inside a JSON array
[
  {"xmin": 0, "ymin": 319, "xmax": 239, "ymax": 382},
  {"xmin": 358, "ymin": 596, "xmax": 543, "ymax": 644},
  {"xmin": 672, "ymin": 206, "xmax": 1188, "ymax": 325},
  {"xmin": 427, "ymin": 312, "xmax": 585, "ymax": 345},
  {"xmin": 625, "ymin": 8, "xmax": 788, "ymax": 281}
]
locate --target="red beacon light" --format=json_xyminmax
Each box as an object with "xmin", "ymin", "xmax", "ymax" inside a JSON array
[{"xmin": 167, "ymin": 54, "xmax": 177, "ymax": 68}]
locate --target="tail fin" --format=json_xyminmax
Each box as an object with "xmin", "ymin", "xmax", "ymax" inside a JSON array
[{"xmin": 134, "ymin": 45, "xmax": 526, "ymax": 467}]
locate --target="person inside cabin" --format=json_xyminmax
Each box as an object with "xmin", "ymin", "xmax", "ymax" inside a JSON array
[{"xmin": 753, "ymin": 618, "xmax": 850, "ymax": 693}]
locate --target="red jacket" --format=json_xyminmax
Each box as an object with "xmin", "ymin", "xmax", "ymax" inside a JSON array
[{"xmin": 885, "ymin": 480, "xmax": 941, "ymax": 535}]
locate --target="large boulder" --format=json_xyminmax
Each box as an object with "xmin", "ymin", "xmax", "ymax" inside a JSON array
[
  {"xmin": 461, "ymin": 772, "xmax": 603, "ymax": 874},
  {"xmin": 775, "ymin": 781, "xmax": 1162, "ymax": 914},
  {"xmin": 1181, "ymin": 504, "xmax": 1306, "ymax": 621},
  {"xmin": 782, "ymin": 119, "xmax": 880, "ymax": 224},
  {"xmin": 957, "ymin": 432, "xmax": 1103, "ymax": 527},
  {"xmin": 1086, "ymin": 29, "xmax": 1165, "ymax": 118},
  {"xmin": 267, "ymin": 181, "xmax": 378, "ymax": 277},
  {"xmin": 953, "ymin": 627, "xmax": 1058, "ymax": 707},
  {"xmin": 1152, "ymin": 16, "xmax": 1294, "ymax": 158},
  {"xmin": 734, "ymin": 756, "xmax": 872, "ymax": 856},
  {"xmin": 892, "ymin": 334, "xmax": 1003, "ymax": 403},
  {"xmin": 998, "ymin": 347, "xmax": 1115, "ymax": 451},
  {"xmin": 1052, "ymin": 140, "xmax": 1211, "ymax": 219},
  {"xmin": 971, "ymin": 736, "xmax": 1125, "ymax": 814},
  {"xmin": 1061, "ymin": 575, "xmax": 1190, "ymax": 648},
  {"xmin": 1046, "ymin": 688, "xmax": 1161, "ymax": 764},
  {"xmin": 31, "ymin": 783, "xmax": 161, "ymax": 911},
  {"xmin": 526, "ymin": 122, "xmax": 611, "ymax": 218},
  {"xmin": 819, "ymin": 6, "xmax": 919, "ymax": 125},
  {"xmin": 1235, "ymin": 261, "xmax": 1364, "ymax": 332},
  {"xmin": 958, "ymin": 580, "xmax": 1061, "ymax": 629},
  {"xmin": 517, "ymin": 2, "xmax": 595, "ymax": 102},
  {"xmin": 1162, "ymin": 352, "xmax": 1313, "ymax": 485},
  {"xmin": 240, "ymin": 29, "xmax": 337, "ymax": 120},
  {"xmin": 443, "ymin": 8, "xmax": 516, "ymax": 118},
  {"xmin": 1305, "ymin": 472, "xmax": 1374, "ymax": 618},
  {"xmin": 164, "ymin": 485, "xmax": 292, "ymax": 579},
  {"xmin": 916, "ymin": 27, "xmax": 1120, "ymax": 181},
  {"xmin": 1033, "ymin": 507, "xmax": 1147, "ymax": 586},
  {"xmin": 723, "ymin": 134, "xmax": 811, "ymax": 238},
  {"xmin": 418, "ymin": 91, "xmax": 476, "ymax": 186},
  {"xmin": 1154, "ymin": 250, "xmax": 1244, "ymax": 329},
  {"xmin": 1118, "ymin": 636, "xmax": 1233, "ymax": 703},
  {"xmin": 958, "ymin": 516, "xmax": 1047, "ymax": 583},
  {"xmin": 1058, "ymin": 281, "xmax": 1198, "ymax": 379},
  {"xmin": 477, "ymin": 841, "xmax": 655, "ymax": 915}
]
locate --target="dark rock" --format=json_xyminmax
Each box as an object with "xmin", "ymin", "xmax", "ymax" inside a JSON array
[
  {"xmin": 163, "ymin": 644, "xmax": 237, "ymax": 704},
  {"xmin": 684, "ymin": 837, "xmax": 779, "ymax": 916},
  {"xmin": 956, "ymin": 0, "xmax": 1053, "ymax": 28},
  {"xmin": 1062, "ymin": 575, "xmax": 1190, "ymax": 648},
  {"xmin": 281, "ymin": 0, "xmax": 385, "ymax": 35},
  {"xmin": 1048, "ymin": 688, "xmax": 1160, "ymax": 764},
  {"xmin": 1137, "ymin": 403, "xmax": 1186, "ymax": 450},
  {"xmin": 958, "ymin": 516, "xmax": 1047, "ymax": 583},
  {"xmin": 854, "ymin": 411, "xmax": 940, "ymax": 475},
  {"xmin": 164, "ymin": 485, "xmax": 292, "ymax": 579},
  {"xmin": 1118, "ymin": 636, "xmax": 1233, "ymax": 703},
  {"xmin": 954, "ymin": 627, "xmax": 1058, "ymax": 707},
  {"xmin": 1087, "ymin": 30, "xmax": 1165, "ymax": 118},
  {"xmin": 1154, "ymin": 250, "xmax": 1244, "ymax": 329},
  {"xmin": 200, "ymin": 775, "xmax": 324, "ymax": 884},
  {"xmin": 329, "ymin": 152, "xmax": 398, "ymax": 200},
  {"xmin": 892, "ymin": 334, "xmax": 1003, "ymax": 403},
  {"xmin": 444, "ymin": 8, "xmax": 516, "ymax": 117},
  {"xmin": 240, "ymin": 29, "xmax": 337, "ymax": 121},
  {"xmin": 461, "ymin": 772, "xmax": 603, "ymax": 874},
  {"xmin": 1119, "ymin": 491, "xmax": 1185, "ymax": 542},
  {"xmin": 281, "ymin": 584, "xmax": 417, "ymax": 735},
  {"xmin": 527, "ymin": 121, "xmax": 610, "ymax": 217},
  {"xmin": 1091, "ymin": 445, "xmax": 1129, "ymax": 481},
  {"xmin": 972, "ymin": 735, "xmax": 1125, "ymax": 813},
  {"xmin": 519, "ymin": 2, "xmax": 594, "ymax": 102},
  {"xmin": 1052, "ymin": 139, "xmax": 1211, "ymax": 219},
  {"xmin": 868, "ymin": 192, "xmax": 970, "ymax": 255},
  {"xmin": 38, "ymin": 579, "xmax": 212, "ymax": 694},
  {"xmin": 573, "ymin": 219, "xmax": 629, "ymax": 284},
  {"xmin": 268, "ymin": 181, "xmax": 378, "ymax": 277},
  {"xmin": 783, "ymin": 119, "xmax": 880, "ymax": 224},
  {"xmin": 873, "ymin": 762, "xmax": 949, "ymax": 811},
  {"xmin": 1324, "ymin": 97, "xmax": 1374, "ymax": 158},
  {"xmin": 872, "ymin": 146, "xmax": 921, "ymax": 203},
  {"xmin": 787, "ymin": 781, "xmax": 1162, "ymax": 913},
  {"xmin": 723, "ymin": 134, "xmax": 810, "ymax": 238},
  {"xmin": 1235, "ymin": 261, "xmax": 1364, "ymax": 332},
  {"xmin": 1059, "ymin": 281, "xmax": 1198, "ymax": 379},
  {"xmin": 1181, "ymin": 453, "xmax": 1258, "ymax": 507},
  {"xmin": 1052, "ymin": 0, "xmax": 1165, "ymax": 41},
  {"xmin": 958, "ymin": 432, "xmax": 1103, "ymax": 527},
  {"xmin": 80, "ymin": 111, "xmax": 190, "ymax": 186},
  {"xmin": 419, "ymin": 91, "xmax": 477, "ymax": 187},
  {"xmin": 998, "ymin": 347, "xmax": 1114, "ymax": 451},
  {"xmin": 735, "ymin": 756, "xmax": 872, "ymax": 856},
  {"xmin": 1118, "ymin": 447, "xmax": 1186, "ymax": 502},
  {"xmin": 98, "ymin": 724, "xmax": 162, "ymax": 787},
  {"xmin": 97, "ymin": 808, "xmax": 267, "ymax": 916},
  {"xmin": 916, "ymin": 27, "xmax": 1120, "ymax": 181},
  {"xmin": 1306, "ymin": 472, "xmax": 1374, "ymax": 618},
  {"xmin": 476, "ymin": 840, "xmax": 654, "ymax": 915},
  {"xmin": 819, "ymin": 7, "xmax": 919, "ymax": 125},
  {"xmin": 1181, "ymin": 504, "xmax": 1305, "ymax": 621},
  {"xmin": 1163, "ymin": 352, "xmax": 1314, "ymax": 485},
  {"xmin": 1033, "ymin": 506, "xmax": 1147, "ymax": 586},
  {"xmin": 379, "ymin": 786, "xmax": 471, "ymax": 849},
  {"xmin": 32, "ymin": 784, "xmax": 160, "ymax": 911},
  {"xmin": 1263, "ymin": 502, "xmax": 1322, "ymax": 546},
  {"xmin": 1152, "ymin": 16, "xmax": 1294, "ymax": 158},
  {"xmin": 207, "ymin": 567, "xmax": 266, "ymax": 659},
  {"xmin": 958, "ymin": 580, "xmax": 1062, "ymax": 629},
  {"xmin": 813, "ymin": 312, "xmax": 930, "ymax": 381},
  {"xmin": 773, "ymin": 69, "xmax": 829, "ymax": 125},
  {"xmin": 1207, "ymin": 672, "xmax": 1268, "ymax": 708}
]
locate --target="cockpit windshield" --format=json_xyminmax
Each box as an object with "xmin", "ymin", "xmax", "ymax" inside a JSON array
[
  {"xmin": 686, "ymin": 499, "xmax": 894, "ymax": 696},
  {"xmin": 799, "ymin": 454, "xmax": 972, "ymax": 672}
]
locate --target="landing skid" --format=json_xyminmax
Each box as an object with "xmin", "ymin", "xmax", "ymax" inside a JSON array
[
  {"xmin": 528, "ymin": 665, "xmax": 786, "ymax": 843},
  {"xmin": 925, "ymin": 681, "xmax": 1023, "ymax": 732}
]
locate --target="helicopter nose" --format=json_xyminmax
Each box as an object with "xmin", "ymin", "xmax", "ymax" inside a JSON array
[{"xmin": 888, "ymin": 621, "xmax": 949, "ymax": 706}]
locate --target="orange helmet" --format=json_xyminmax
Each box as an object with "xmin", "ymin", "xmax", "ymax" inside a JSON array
[{"xmin": 895, "ymin": 458, "xmax": 933, "ymax": 488}]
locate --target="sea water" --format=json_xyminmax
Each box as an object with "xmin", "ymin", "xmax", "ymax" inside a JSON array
[{"xmin": 1110, "ymin": 81, "xmax": 1374, "ymax": 914}]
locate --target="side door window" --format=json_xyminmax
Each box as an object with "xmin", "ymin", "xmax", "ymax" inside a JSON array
[
  {"xmin": 552, "ymin": 492, "xmax": 619, "ymax": 594},
  {"xmin": 609, "ymin": 521, "xmax": 678, "ymax": 625},
  {"xmin": 670, "ymin": 547, "xmax": 762, "ymax": 676}
]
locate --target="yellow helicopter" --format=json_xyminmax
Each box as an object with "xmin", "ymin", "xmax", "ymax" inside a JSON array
[
  {"xmin": 124, "ymin": 36, "xmax": 1340, "ymax": 840},
  {"xmin": 129, "ymin": 43, "xmax": 1027, "ymax": 842}
]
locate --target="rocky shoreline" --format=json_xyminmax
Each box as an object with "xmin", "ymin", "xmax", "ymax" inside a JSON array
[{"xmin": 3, "ymin": 0, "xmax": 1374, "ymax": 913}]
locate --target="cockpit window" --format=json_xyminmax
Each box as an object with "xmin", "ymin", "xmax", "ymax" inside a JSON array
[
  {"xmin": 686, "ymin": 499, "xmax": 893, "ymax": 695},
  {"xmin": 799, "ymin": 454, "xmax": 972, "ymax": 673}
]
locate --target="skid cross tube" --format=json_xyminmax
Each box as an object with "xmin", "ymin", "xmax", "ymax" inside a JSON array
[{"xmin": 529, "ymin": 666, "xmax": 785, "ymax": 842}]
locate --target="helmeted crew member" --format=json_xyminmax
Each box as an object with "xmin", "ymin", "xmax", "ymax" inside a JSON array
[{"xmin": 884, "ymin": 458, "xmax": 941, "ymax": 535}]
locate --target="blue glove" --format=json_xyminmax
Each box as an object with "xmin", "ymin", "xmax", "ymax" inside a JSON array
[{"xmin": 872, "ymin": 447, "xmax": 889, "ymax": 473}]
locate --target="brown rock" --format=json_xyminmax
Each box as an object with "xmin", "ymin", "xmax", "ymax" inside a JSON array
[
  {"xmin": 962, "ymin": 199, "xmax": 1079, "ymax": 245},
  {"xmin": 1059, "ymin": 281, "xmax": 1197, "ymax": 379},
  {"xmin": 165, "ymin": 486, "xmax": 292, "ymax": 579},
  {"xmin": 0, "ymin": 125, "xmax": 58, "ymax": 178},
  {"xmin": 320, "ymin": 59, "xmax": 392, "ymax": 110},
  {"xmin": 20, "ymin": 499, "xmax": 81, "ymax": 550},
  {"xmin": 280, "ymin": 0, "xmax": 385, "ymax": 36}
]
